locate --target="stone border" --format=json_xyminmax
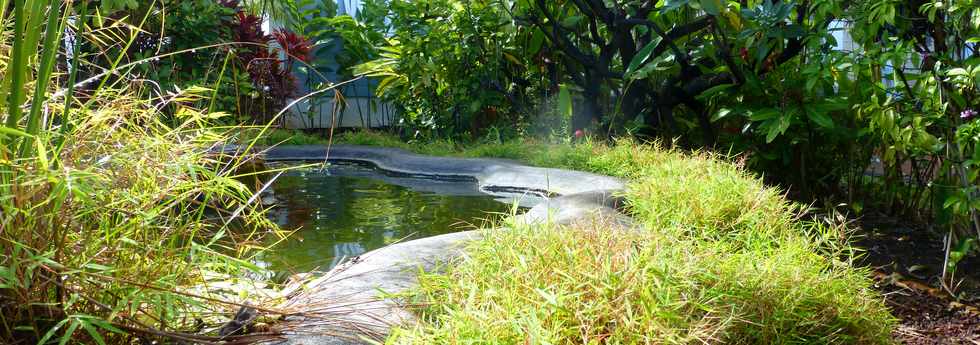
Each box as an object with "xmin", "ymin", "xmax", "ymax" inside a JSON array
[
  {"xmin": 258, "ymin": 145, "xmax": 624, "ymax": 196},
  {"xmin": 239, "ymin": 145, "xmax": 628, "ymax": 345}
]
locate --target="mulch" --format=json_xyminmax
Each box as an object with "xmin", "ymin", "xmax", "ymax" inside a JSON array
[
  {"xmin": 855, "ymin": 212, "xmax": 980, "ymax": 344},
  {"xmin": 877, "ymin": 276, "xmax": 980, "ymax": 344}
]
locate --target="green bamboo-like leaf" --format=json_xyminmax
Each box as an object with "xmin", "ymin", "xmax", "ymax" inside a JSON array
[
  {"xmin": 79, "ymin": 318, "xmax": 108, "ymax": 345},
  {"xmin": 0, "ymin": 126, "xmax": 32, "ymax": 138},
  {"xmin": 59, "ymin": 319, "xmax": 82, "ymax": 345},
  {"xmin": 37, "ymin": 318, "xmax": 70, "ymax": 345}
]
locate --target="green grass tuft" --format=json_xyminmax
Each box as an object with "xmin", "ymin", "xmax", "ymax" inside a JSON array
[
  {"xmin": 2, "ymin": 93, "xmax": 280, "ymax": 343},
  {"xmin": 370, "ymin": 134, "xmax": 897, "ymax": 344}
]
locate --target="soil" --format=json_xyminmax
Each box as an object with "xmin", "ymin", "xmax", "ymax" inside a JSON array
[
  {"xmin": 856, "ymin": 213, "xmax": 980, "ymax": 344},
  {"xmin": 880, "ymin": 280, "xmax": 980, "ymax": 344}
]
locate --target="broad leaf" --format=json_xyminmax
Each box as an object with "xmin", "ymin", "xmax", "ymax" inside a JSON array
[
  {"xmin": 528, "ymin": 28, "xmax": 545, "ymax": 55},
  {"xmin": 626, "ymin": 36, "xmax": 663, "ymax": 77},
  {"xmin": 700, "ymin": 0, "xmax": 724, "ymax": 15},
  {"xmin": 805, "ymin": 107, "xmax": 834, "ymax": 128},
  {"xmin": 558, "ymin": 84, "xmax": 573, "ymax": 119}
]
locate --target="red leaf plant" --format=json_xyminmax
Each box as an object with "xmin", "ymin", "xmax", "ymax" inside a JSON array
[{"xmin": 223, "ymin": 6, "xmax": 313, "ymax": 102}]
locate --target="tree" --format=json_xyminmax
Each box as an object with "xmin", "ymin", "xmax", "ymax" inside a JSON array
[
  {"xmin": 355, "ymin": 0, "xmax": 538, "ymax": 138},
  {"xmin": 512, "ymin": 0, "xmax": 847, "ymax": 144}
]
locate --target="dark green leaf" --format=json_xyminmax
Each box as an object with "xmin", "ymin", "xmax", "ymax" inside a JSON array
[
  {"xmin": 626, "ymin": 37, "xmax": 663, "ymax": 77},
  {"xmin": 700, "ymin": 0, "xmax": 724, "ymax": 15},
  {"xmin": 749, "ymin": 108, "xmax": 780, "ymax": 121},
  {"xmin": 529, "ymin": 28, "xmax": 545, "ymax": 55},
  {"xmin": 805, "ymin": 107, "xmax": 834, "ymax": 128}
]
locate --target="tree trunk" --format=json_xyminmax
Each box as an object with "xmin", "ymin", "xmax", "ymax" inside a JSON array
[{"xmin": 575, "ymin": 75, "xmax": 603, "ymax": 132}]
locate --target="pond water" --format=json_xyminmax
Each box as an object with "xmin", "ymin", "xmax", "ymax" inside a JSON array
[{"xmin": 258, "ymin": 162, "xmax": 523, "ymax": 275}]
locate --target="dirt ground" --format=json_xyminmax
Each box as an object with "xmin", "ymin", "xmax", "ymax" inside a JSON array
[
  {"xmin": 883, "ymin": 285, "xmax": 980, "ymax": 345},
  {"xmin": 856, "ymin": 213, "xmax": 980, "ymax": 344}
]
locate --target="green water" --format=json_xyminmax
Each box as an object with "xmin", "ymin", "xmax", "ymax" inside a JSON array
[{"xmin": 259, "ymin": 163, "xmax": 515, "ymax": 274}]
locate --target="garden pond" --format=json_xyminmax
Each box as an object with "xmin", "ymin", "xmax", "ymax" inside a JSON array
[{"xmin": 256, "ymin": 162, "xmax": 532, "ymax": 275}]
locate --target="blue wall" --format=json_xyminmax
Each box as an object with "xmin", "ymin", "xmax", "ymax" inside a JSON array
[{"xmin": 293, "ymin": 0, "xmax": 376, "ymax": 98}]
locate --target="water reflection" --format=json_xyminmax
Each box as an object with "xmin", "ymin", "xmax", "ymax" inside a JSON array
[{"xmin": 258, "ymin": 163, "xmax": 518, "ymax": 274}]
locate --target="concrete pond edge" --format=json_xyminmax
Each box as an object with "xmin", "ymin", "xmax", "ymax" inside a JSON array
[{"xmin": 225, "ymin": 145, "xmax": 631, "ymax": 344}]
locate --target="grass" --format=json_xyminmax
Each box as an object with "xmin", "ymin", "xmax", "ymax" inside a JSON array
[
  {"xmin": 391, "ymin": 219, "xmax": 892, "ymax": 344},
  {"xmin": 297, "ymin": 131, "xmax": 897, "ymax": 344},
  {"xmin": 0, "ymin": 2, "xmax": 285, "ymax": 343},
  {"xmin": 1, "ymin": 89, "xmax": 285, "ymax": 344}
]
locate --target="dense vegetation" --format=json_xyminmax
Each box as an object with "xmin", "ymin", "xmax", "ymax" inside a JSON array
[
  {"xmin": 0, "ymin": 1, "xmax": 296, "ymax": 343},
  {"xmin": 2, "ymin": 0, "xmax": 979, "ymax": 343},
  {"xmin": 382, "ymin": 138, "xmax": 895, "ymax": 344},
  {"xmin": 349, "ymin": 0, "xmax": 980, "ymax": 290}
]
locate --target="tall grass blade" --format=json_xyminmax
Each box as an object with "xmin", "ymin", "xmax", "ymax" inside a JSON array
[
  {"xmin": 21, "ymin": 0, "xmax": 67, "ymax": 156},
  {"xmin": 59, "ymin": 1, "xmax": 85, "ymax": 146},
  {"xmin": 3, "ymin": 0, "xmax": 30, "ymax": 132},
  {"xmin": 0, "ymin": 0, "xmax": 11, "ymax": 43}
]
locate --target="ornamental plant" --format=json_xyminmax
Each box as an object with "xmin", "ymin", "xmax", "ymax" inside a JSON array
[{"xmin": 105, "ymin": 0, "xmax": 314, "ymax": 123}]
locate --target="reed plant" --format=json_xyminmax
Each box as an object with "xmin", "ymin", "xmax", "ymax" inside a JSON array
[{"xmin": 1, "ymin": 1, "xmax": 286, "ymax": 343}]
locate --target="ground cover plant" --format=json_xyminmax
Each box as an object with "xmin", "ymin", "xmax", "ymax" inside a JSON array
[{"xmin": 368, "ymin": 137, "xmax": 897, "ymax": 344}]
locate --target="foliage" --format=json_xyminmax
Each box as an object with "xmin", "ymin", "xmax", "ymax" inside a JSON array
[
  {"xmin": 104, "ymin": 0, "xmax": 313, "ymax": 122},
  {"xmin": 283, "ymin": 0, "xmax": 387, "ymax": 79},
  {"xmin": 241, "ymin": 0, "xmax": 338, "ymax": 32},
  {"xmin": 0, "ymin": 1, "xmax": 282, "ymax": 343},
  {"xmin": 389, "ymin": 140, "xmax": 895, "ymax": 344},
  {"xmin": 835, "ymin": 0, "xmax": 980, "ymax": 285},
  {"xmin": 346, "ymin": 0, "xmax": 980, "ymax": 282},
  {"xmin": 354, "ymin": 0, "xmax": 542, "ymax": 139}
]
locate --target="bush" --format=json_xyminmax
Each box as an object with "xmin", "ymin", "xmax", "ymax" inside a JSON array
[{"xmin": 0, "ymin": 2, "xmax": 280, "ymax": 341}]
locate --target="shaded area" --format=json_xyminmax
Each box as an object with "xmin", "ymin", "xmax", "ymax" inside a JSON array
[
  {"xmin": 855, "ymin": 213, "xmax": 980, "ymax": 299},
  {"xmin": 856, "ymin": 214, "xmax": 980, "ymax": 344},
  {"xmin": 879, "ymin": 280, "xmax": 980, "ymax": 344},
  {"xmin": 258, "ymin": 163, "xmax": 520, "ymax": 274}
]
